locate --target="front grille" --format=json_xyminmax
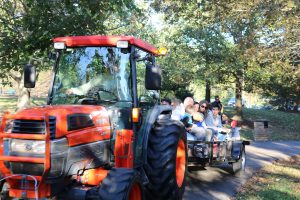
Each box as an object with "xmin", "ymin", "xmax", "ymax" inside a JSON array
[
  {"xmin": 49, "ymin": 116, "xmax": 56, "ymax": 139},
  {"xmin": 10, "ymin": 162, "xmax": 44, "ymax": 176},
  {"xmin": 12, "ymin": 117, "xmax": 56, "ymax": 136},
  {"xmin": 12, "ymin": 120, "xmax": 45, "ymax": 134}
]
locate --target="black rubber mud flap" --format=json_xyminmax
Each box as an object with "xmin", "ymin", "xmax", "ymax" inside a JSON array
[
  {"xmin": 145, "ymin": 119, "xmax": 187, "ymax": 200},
  {"xmin": 231, "ymin": 141, "xmax": 243, "ymax": 160},
  {"xmin": 86, "ymin": 168, "xmax": 144, "ymax": 200},
  {"xmin": 231, "ymin": 145, "xmax": 246, "ymax": 175}
]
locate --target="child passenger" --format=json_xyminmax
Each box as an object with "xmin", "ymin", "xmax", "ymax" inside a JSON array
[
  {"xmin": 192, "ymin": 112, "xmax": 206, "ymax": 128},
  {"xmin": 230, "ymin": 115, "xmax": 241, "ymax": 140},
  {"xmin": 181, "ymin": 106, "xmax": 212, "ymax": 141}
]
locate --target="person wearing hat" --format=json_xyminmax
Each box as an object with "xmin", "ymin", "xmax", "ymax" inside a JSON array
[{"xmin": 230, "ymin": 115, "xmax": 242, "ymax": 140}]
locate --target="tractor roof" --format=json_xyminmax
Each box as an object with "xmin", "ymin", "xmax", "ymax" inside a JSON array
[{"xmin": 53, "ymin": 35, "xmax": 159, "ymax": 56}]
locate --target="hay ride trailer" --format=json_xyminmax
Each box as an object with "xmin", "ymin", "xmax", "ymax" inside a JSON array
[
  {"xmin": 187, "ymin": 132, "xmax": 249, "ymax": 174},
  {"xmin": 0, "ymin": 36, "xmax": 187, "ymax": 200}
]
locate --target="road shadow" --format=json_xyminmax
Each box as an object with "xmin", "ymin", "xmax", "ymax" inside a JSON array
[{"xmin": 184, "ymin": 141, "xmax": 300, "ymax": 200}]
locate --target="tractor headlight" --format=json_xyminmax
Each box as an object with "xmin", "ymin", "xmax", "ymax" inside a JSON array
[{"xmin": 11, "ymin": 139, "xmax": 45, "ymax": 155}]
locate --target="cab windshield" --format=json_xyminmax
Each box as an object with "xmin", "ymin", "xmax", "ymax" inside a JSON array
[{"xmin": 50, "ymin": 47, "xmax": 132, "ymax": 105}]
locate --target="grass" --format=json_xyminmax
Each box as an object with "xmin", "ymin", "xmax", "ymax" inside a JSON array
[
  {"xmin": 243, "ymin": 108, "xmax": 300, "ymax": 133},
  {"xmin": 234, "ymin": 155, "xmax": 300, "ymax": 200},
  {"xmin": 0, "ymin": 97, "xmax": 46, "ymax": 113},
  {"xmin": 224, "ymin": 106, "xmax": 300, "ymax": 141}
]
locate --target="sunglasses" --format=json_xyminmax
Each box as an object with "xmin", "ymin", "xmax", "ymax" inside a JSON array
[{"xmin": 200, "ymin": 105, "xmax": 207, "ymax": 109}]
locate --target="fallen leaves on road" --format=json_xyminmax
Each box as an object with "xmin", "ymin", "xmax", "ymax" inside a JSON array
[{"xmin": 233, "ymin": 155, "xmax": 300, "ymax": 200}]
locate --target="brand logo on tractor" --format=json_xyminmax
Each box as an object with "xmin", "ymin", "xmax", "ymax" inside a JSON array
[{"xmin": 25, "ymin": 143, "xmax": 33, "ymax": 151}]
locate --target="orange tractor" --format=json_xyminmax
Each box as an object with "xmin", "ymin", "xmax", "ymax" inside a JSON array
[{"xmin": 0, "ymin": 36, "xmax": 187, "ymax": 200}]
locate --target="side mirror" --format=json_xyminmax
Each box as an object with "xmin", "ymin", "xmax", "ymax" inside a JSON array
[
  {"xmin": 24, "ymin": 64, "xmax": 36, "ymax": 88},
  {"xmin": 145, "ymin": 63, "xmax": 161, "ymax": 90}
]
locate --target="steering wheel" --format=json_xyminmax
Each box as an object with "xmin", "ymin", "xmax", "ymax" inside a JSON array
[{"xmin": 76, "ymin": 86, "xmax": 118, "ymax": 104}]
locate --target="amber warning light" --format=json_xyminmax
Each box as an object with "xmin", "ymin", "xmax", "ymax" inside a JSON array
[
  {"xmin": 132, "ymin": 108, "xmax": 139, "ymax": 123},
  {"xmin": 158, "ymin": 47, "xmax": 168, "ymax": 56}
]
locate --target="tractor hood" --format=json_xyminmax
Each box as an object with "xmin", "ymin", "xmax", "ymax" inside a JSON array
[
  {"xmin": 11, "ymin": 105, "xmax": 111, "ymax": 139},
  {"xmin": 13, "ymin": 105, "xmax": 108, "ymax": 118}
]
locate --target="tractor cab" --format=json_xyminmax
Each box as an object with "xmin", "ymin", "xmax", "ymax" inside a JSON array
[{"xmin": 34, "ymin": 36, "xmax": 163, "ymax": 131}]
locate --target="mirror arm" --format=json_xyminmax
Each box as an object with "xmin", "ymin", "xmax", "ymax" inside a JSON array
[{"xmin": 136, "ymin": 55, "xmax": 154, "ymax": 63}]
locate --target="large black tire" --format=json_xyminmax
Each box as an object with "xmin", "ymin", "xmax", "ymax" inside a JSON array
[
  {"xmin": 231, "ymin": 146, "xmax": 246, "ymax": 175},
  {"xmin": 86, "ymin": 168, "xmax": 144, "ymax": 200},
  {"xmin": 0, "ymin": 181, "xmax": 10, "ymax": 200},
  {"xmin": 145, "ymin": 119, "xmax": 187, "ymax": 200}
]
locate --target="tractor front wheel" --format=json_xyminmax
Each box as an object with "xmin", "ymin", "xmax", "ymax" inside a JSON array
[
  {"xmin": 145, "ymin": 119, "xmax": 187, "ymax": 200},
  {"xmin": 0, "ymin": 181, "xmax": 10, "ymax": 200},
  {"xmin": 95, "ymin": 168, "xmax": 144, "ymax": 200}
]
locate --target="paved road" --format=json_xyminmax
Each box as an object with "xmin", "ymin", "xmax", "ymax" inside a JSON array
[{"xmin": 183, "ymin": 141, "xmax": 300, "ymax": 200}]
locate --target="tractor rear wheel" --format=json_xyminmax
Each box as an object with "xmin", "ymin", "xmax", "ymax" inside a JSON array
[
  {"xmin": 145, "ymin": 119, "xmax": 187, "ymax": 200},
  {"xmin": 92, "ymin": 168, "xmax": 144, "ymax": 200}
]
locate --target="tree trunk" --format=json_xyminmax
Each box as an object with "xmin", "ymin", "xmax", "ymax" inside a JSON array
[
  {"xmin": 235, "ymin": 70, "xmax": 243, "ymax": 117},
  {"xmin": 9, "ymin": 71, "xmax": 31, "ymax": 111},
  {"xmin": 205, "ymin": 79, "xmax": 211, "ymax": 102},
  {"xmin": 17, "ymin": 86, "xmax": 31, "ymax": 111}
]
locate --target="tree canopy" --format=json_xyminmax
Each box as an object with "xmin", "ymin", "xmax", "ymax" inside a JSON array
[{"xmin": 0, "ymin": 0, "xmax": 299, "ymax": 110}]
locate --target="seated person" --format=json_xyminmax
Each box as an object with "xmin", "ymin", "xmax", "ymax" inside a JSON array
[
  {"xmin": 161, "ymin": 98, "xmax": 172, "ymax": 105},
  {"xmin": 66, "ymin": 66, "xmax": 116, "ymax": 96},
  {"xmin": 199, "ymin": 100, "xmax": 209, "ymax": 118},
  {"xmin": 221, "ymin": 113, "xmax": 230, "ymax": 126},
  {"xmin": 205, "ymin": 105, "xmax": 230, "ymax": 141},
  {"xmin": 211, "ymin": 95, "xmax": 223, "ymax": 114},
  {"xmin": 181, "ymin": 105, "xmax": 211, "ymax": 141},
  {"xmin": 192, "ymin": 112, "xmax": 206, "ymax": 128},
  {"xmin": 193, "ymin": 101, "xmax": 200, "ymax": 112},
  {"xmin": 193, "ymin": 112, "xmax": 214, "ymax": 141},
  {"xmin": 171, "ymin": 98, "xmax": 184, "ymax": 121}
]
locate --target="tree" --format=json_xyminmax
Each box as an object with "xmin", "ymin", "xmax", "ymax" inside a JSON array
[
  {"xmin": 242, "ymin": 0, "xmax": 300, "ymax": 110},
  {"xmin": 0, "ymin": 0, "xmax": 138, "ymax": 110},
  {"xmin": 151, "ymin": 0, "xmax": 300, "ymax": 113},
  {"xmin": 149, "ymin": 1, "xmax": 233, "ymax": 101}
]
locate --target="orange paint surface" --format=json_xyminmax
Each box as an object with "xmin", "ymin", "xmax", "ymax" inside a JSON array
[{"xmin": 114, "ymin": 129, "xmax": 134, "ymax": 168}]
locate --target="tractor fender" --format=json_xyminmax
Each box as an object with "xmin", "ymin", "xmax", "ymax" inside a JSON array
[
  {"xmin": 135, "ymin": 105, "xmax": 182, "ymax": 166},
  {"xmin": 231, "ymin": 141, "xmax": 244, "ymax": 160}
]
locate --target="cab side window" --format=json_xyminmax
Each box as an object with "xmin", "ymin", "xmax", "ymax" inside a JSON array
[{"xmin": 135, "ymin": 49, "xmax": 158, "ymax": 114}]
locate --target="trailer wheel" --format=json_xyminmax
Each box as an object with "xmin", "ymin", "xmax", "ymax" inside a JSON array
[
  {"xmin": 145, "ymin": 119, "xmax": 187, "ymax": 200},
  {"xmin": 96, "ymin": 168, "xmax": 144, "ymax": 200},
  {"xmin": 231, "ymin": 146, "xmax": 246, "ymax": 175}
]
